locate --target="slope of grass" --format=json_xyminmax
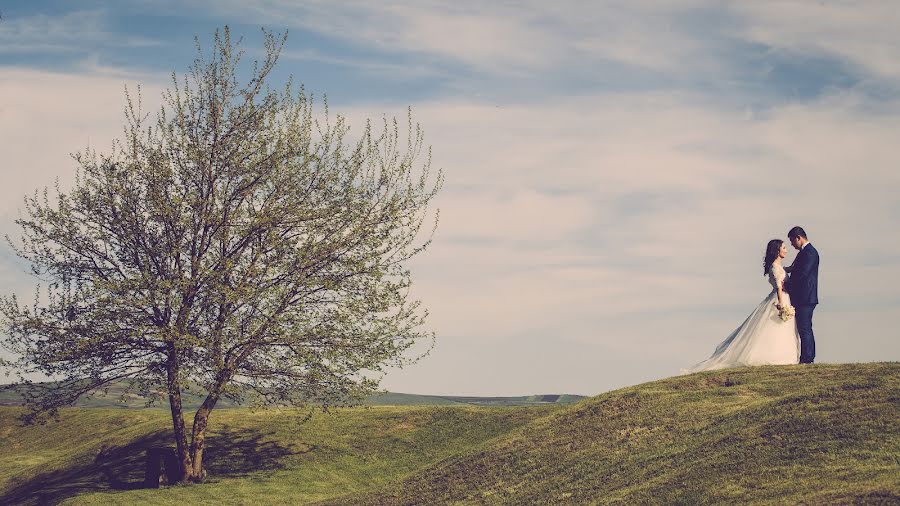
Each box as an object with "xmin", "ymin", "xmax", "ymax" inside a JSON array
[
  {"xmin": 0, "ymin": 404, "xmax": 557, "ymax": 505},
  {"xmin": 329, "ymin": 362, "xmax": 900, "ymax": 505}
]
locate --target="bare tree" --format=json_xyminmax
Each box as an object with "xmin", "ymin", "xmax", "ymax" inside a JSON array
[{"xmin": 0, "ymin": 27, "xmax": 442, "ymax": 482}]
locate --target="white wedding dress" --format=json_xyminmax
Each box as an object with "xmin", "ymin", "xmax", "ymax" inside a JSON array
[{"xmin": 684, "ymin": 263, "xmax": 800, "ymax": 373}]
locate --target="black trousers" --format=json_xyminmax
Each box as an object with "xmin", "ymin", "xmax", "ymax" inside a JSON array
[{"xmin": 795, "ymin": 304, "xmax": 817, "ymax": 363}]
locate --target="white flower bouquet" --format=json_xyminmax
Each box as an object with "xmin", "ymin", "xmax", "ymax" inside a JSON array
[{"xmin": 777, "ymin": 304, "xmax": 795, "ymax": 322}]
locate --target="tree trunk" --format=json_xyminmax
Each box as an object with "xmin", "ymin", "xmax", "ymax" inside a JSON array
[
  {"xmin": 188, "ymin": 392, "xmax": 220, "ymax": 479},
  {"xmin": 165, "ymin": 343, "xmax": 193, "ymax": 482}
]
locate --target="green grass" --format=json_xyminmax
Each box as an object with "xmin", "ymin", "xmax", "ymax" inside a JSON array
[
  {"xmin": 331, "ymin": 362, "xmax": 900, "ymax": 505},
  {"xmin": 0, "ymin": 403, "xmax": 557, "ymax": 505},
  {"xmin": 0, "ymin": 363, "xmax": 897, "ymax": 505}
]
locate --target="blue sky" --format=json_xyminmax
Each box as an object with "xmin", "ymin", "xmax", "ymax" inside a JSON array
[{"xmin": 2, "ymin": 1, "xmax": 899, "ymax": 395}]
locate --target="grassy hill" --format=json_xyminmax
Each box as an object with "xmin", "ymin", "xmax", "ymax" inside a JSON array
[
  {"xmin": 0, "ymin": 404, "xmax": 560, "ymax": 505},
  {"xmin": 0, "ymin": 362, "xmax": 896, "ymax": 505},
  {"xmin": 332, "ymin": 362, "xmax": 900, "ymax": 505}
]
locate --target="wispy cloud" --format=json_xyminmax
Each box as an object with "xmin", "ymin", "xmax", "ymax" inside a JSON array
[
  {"xmin": 0, "ymin": 9, "xmax": 162, "ymax": 54},
  {"xmin": 193, "ymin": 1, "xmax": 898, "ymax": 103},
  {"xmin": 279, "ymin": 47, "xmax": 450, "ymax": 81},
  {"xmin": 734, "ymin": 1, "xmax": 900, "ymax": 82}
]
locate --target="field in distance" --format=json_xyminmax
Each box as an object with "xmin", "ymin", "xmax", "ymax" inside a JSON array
[{"xmin": 0, "ymin": 381, "xmax": 587, "ymax": 409}]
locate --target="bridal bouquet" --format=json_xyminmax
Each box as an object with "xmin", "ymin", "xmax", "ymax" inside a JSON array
[{"xmin": 777, "ymin": 304, "xmax": 795, "ymax": 322}]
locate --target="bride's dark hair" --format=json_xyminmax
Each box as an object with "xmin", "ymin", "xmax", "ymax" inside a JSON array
[{"xmin": 763, "ymin": 239, "xmax": 783, "ymax": 275}]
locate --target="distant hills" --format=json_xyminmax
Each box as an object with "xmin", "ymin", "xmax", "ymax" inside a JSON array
[
  {"xmin": 0, "ymin": 380, "xmax": 587, "ymax": 409},
  {"xmin": 365, "ymin": 392, "xmax": 587, "ymax": 406}
]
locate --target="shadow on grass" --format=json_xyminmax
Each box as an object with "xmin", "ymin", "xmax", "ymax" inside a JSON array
[{"xmin": 0, "ymin": 428, "xmax": 296, "ymax": 506}]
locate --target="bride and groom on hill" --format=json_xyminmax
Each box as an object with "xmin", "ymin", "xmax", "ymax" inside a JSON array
[{"xmin": 685, "ymin": 226, "xmax": 820, "ymax": 373}]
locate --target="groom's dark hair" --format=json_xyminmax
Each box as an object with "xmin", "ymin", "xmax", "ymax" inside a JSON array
[{"xmin": 788, "ymin": 226, "xmax": 807, "ymax": 240}]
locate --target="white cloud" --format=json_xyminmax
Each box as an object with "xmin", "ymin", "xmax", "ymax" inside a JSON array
[
  {"xmin": 0, "ymin": 69, "xmax": 166, "ymax": 221},
  {"xmin": 279, "ymin": 47, "xmax": 447, "ymax": 81},
  {"xmin": 438, "ymin": 188, "xmax": 594, "ymax": 242}
]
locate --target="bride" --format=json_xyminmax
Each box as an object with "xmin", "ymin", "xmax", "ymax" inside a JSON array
[{"xmin": 684, "ymin": 239, "xmax": 800, "ymax": 373}]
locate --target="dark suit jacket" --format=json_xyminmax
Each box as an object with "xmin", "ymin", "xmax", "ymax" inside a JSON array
[{"xmin": 786, "ymin": 243, "xmax": 819, "ymax": 305}]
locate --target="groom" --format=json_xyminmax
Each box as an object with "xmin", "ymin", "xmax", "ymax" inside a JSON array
[{"xmin": 784, "ymin": 226, "xmax": 819, "ymax": 364}]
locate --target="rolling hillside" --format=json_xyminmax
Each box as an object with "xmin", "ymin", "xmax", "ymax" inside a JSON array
[
  {"xmin": 0, "ymin": 404, "xmax": 560, "ymax": 505},
  {"xmin": 0, "ymin": 362, "xmax": 896, "ymax": 505},
  {"xmin": 332, "ymin": 362, "xmax": 900, "ymax": 505}
]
